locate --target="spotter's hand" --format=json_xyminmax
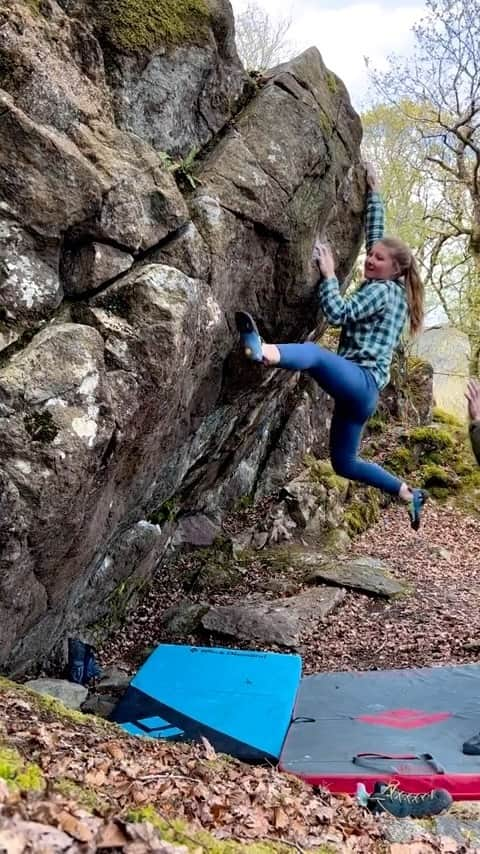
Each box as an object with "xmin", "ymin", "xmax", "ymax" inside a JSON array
[{"xmin": 466, "ymin": 377, "xmax": 480, "ymax": 422}]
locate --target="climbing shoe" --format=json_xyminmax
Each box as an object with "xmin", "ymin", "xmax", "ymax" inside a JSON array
[
  {"xmin": 235, "ymin": 311, "xmax": 264, "ymax": 363},
  {"xmin": 408, "ymin": 488, "xmax": 428, "ymax": 531},
  {"xmin": 367, "ymin": 781, "xmax": 452, "ymax": 819},
  {"xmin": 463, "ymin": 732, "xmax": 480, "ymax": 755}
]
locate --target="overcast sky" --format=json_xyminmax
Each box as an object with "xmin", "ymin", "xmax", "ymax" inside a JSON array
[{"xmin": 231, "ymin": 0, "xmax": 426, "ymax": 109}]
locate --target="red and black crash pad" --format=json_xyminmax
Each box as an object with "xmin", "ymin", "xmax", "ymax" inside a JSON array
[{"xmin": 279, "ymin": 664, "xmax": 480, "ymax": 799}]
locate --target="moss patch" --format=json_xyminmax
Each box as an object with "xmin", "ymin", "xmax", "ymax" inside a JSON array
[
  {"xmin": 318, "ymin": 110, "xmax": 333, "ymax": 138},
  {"xmin": 0, "ymin": 745, "xmax": 44, "ymax": 792},
  {"xmin": 366, "ymin": 413, "xmax": 387, "ymax": 434},
  {"xmin": 304, "ymin": 455, "xmax": 346, "ymax": 492},
  {"xmin": 95, "ymin": 0, "xmax": 210, "ymax": 51},
  {"xmin": 420, "ymin": 463, "xmax": 460, "ymax": 497},
  {"xmin": 383, "ymin": 416, "xmax": 480, "ymax": 512},
  {"xmin": 343, "ymin": 488, "xmax": 381, "ymax": 536},
  {"xmin": 93, "ymin": 574, "xmax": 150, "ymax": 638},
  {"xmin": 125, "ymin": 804, "xmax": 314, "ymax": 853},
  {"xmin": 383, "ymin": 446, "xmax": 415, "ymax": 476},
  {"xmin": 432, "ymin": 407, "xmax": 463, "ymax": 427},
  {"xmin": 407, "ymin": 425, "xmax": 454, "ymax": 456},
  {"xmin": 325, "ymin": 70, "xmax": 339, "ymax": 95},
  {"xmin": 0, "ymin": 677, "xmax": 113, "ymax": 729},
  {"xmin": 147, "ymin": 497, "xmax": 179, "ymax": 526}
]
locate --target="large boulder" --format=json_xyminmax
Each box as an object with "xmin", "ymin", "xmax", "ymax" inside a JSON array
[
  {"xmin": 0, "ymin": 1, "xmax": 366, "ymax": 672},
  {"xmin": 413, "ymin": 326, "xmax": 470, "ymax": 422}
]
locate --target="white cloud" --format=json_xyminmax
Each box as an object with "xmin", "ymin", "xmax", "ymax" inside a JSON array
[{"xmin": 231, "ymin": 0, "xmax": 426, "ymax": 108}]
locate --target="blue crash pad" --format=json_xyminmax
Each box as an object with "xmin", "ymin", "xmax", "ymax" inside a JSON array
[{"xmin": 111, "ymin": 644, "xmax": 302, "ymax": 762}]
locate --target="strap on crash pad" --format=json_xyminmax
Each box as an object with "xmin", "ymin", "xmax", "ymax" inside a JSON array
[{"xmin": 352, "ymin": 752, "xmax": 445, "ymax": 774}]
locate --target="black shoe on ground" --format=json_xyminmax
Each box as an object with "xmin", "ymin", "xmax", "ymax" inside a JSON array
[
  {"xmin": 368, "ymin": 781, "xmax": 452, "ymax": 818},
  {"xmin": 463, "ymin": 732, "xmax": 480, "ymax": 755}
]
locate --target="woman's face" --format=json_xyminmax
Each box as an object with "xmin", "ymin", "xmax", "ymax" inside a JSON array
[{"xmin": 364, "ymin": 241, "xmax": 399, "ymax": 281}]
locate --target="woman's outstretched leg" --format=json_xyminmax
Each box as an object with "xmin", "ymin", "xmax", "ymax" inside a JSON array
[
  {"xmin": 235, "ymin": 311, "xmax": 427, "ymax": 527},
  {"xmin": 329, "ymin": 409, "xmax": 428, "ymax": 528},
  {"xmin": 330, "ymin": 408, "xmax": 401, "ymax": 495}
]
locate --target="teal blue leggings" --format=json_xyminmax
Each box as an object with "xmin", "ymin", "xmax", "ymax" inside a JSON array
[{"xmin": 277, "ymin": 343, "xmax": 402, "ymax": 496}]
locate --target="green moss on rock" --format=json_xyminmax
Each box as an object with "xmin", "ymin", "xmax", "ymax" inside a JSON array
[
  {"xmin": 343, "ymin": 489, "xmax": 380, "ymax": 536},
  {"xmin": 95, "ymin": 0, "xmax": 210, "ymax": 51},
  {"xmin": 184, "ymin": 538, "xmax": 244, "ymax": 592},
  {"xmin": 407, "ymin": 425, "xmax": 454, "ymax": 454},
  {"xmin": 366, "ymin": 413, "xmax": 387, "ymax": 434},
  {"xmin": 432, "ymin": 407, "xmax": 463, "ymax": 427},
  {"xmin": 126, "ymin": 804, "xmax": 313, "ymax": 853},
  {"xmin": 0, "ymin": 745, "xmax": 44, "ymax": 792},
  {"xmin": 325, "ymin": 70, "xmax": 339, "ymax": 94},
  {"xmin": 147, "ymin": 497, "xmax": 179, "ymax": 525},
  {"xmin": 304, "ymin": 455, "xmax": 346, "ymax": 492},
  {"xmin": 383, "ymin": 446, "xmax": 415, "ymax": 476},
  {"xmin": 0, "ymin": 677, "xmax": 113, "ymax": 729},
  {"xmin": 318, "ymin": 111, "xmax": 333, "ymax": 138},
  {"xmin": 420, "ymin": 463, "xmax": 460, "ymax": 492},
  {"xmin": 384, "ymin": 416, "xmax": 480, "ymax": 513}
]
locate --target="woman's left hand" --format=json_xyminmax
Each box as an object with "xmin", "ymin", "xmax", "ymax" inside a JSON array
[{"xmin": 313, "ymin": 243, "xmax": 336, "ymax": 278}]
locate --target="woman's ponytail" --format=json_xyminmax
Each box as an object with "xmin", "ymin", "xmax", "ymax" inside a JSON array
[{"xmin": 381, "ymin": 237, "xmax": 424, "ymax": 336}]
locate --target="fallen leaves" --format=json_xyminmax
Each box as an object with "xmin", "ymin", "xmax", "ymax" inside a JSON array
[
  {"xmin": 3, "ymin": 456, "xmax": 480, "ymax": 850},
  {"xmin": 0, "ymin": 680, "xmax": 389, "ymax": 852}
]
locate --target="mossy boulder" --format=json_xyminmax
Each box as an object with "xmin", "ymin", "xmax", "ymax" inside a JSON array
[
  {"xmin": 420, "ymin": 463, "xmax": 460, "ymax": 496},
  {"xmin": 413, "ymin": 325, "xmax": 470, "ymax": 422},
  {"xmin": 384, "ymin": 416, "xmax": 480, "ymax": 510}
]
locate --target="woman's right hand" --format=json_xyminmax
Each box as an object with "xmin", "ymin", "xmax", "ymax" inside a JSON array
[
  {"xmin": 365, "ymin": 161, "xmax": 380, "ymax": 192},
  {"xmin": 313, "ymin": 243, "xmax": 336, "ymax": 279}
]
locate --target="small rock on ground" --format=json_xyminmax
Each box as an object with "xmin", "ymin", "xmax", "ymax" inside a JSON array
[
  {"xmin": 24, "ymin": 678, "xmax": 88, "ymax": 710},
  {"xmin": 202, "ymin": 586, "xmax": 345, "ymax": 647}
]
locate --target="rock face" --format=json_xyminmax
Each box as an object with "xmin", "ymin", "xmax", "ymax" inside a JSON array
[
  {"xmin": 0, "ymin": 0, "xmax": 365, "ymax": 673},
  {"xmin": 414, "ymin": 326, "xmax": 470, "ymax": 422}
]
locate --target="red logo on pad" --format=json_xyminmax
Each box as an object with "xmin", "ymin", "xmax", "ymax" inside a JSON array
[{"xmin": 357, "ymin": 708, "xmax": 452, "ymax": 730}]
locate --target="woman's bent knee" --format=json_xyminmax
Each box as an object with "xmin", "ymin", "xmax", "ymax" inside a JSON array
[{"xmin": 331, "ymin": 455, "xmax": 356, "ymax": 479}]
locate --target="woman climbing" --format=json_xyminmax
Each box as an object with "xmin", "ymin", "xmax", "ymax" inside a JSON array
[{"xmin": 235, "ymin": 163, "xmax": 428, "ymax": 530}]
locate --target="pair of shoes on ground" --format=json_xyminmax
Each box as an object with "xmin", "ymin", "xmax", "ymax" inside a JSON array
[
  {"xmin": 235, "ymin": 309, "xmax": 428, "ymax": 531},
  {"xmin": 362, "ymin": 781, "xmax": 452, "ymax": 818}
]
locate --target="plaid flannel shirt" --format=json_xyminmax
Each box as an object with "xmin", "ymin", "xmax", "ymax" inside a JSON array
[{"xmin": 317, "ymin": 191, "xmax": 408, "ymax": 390}]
